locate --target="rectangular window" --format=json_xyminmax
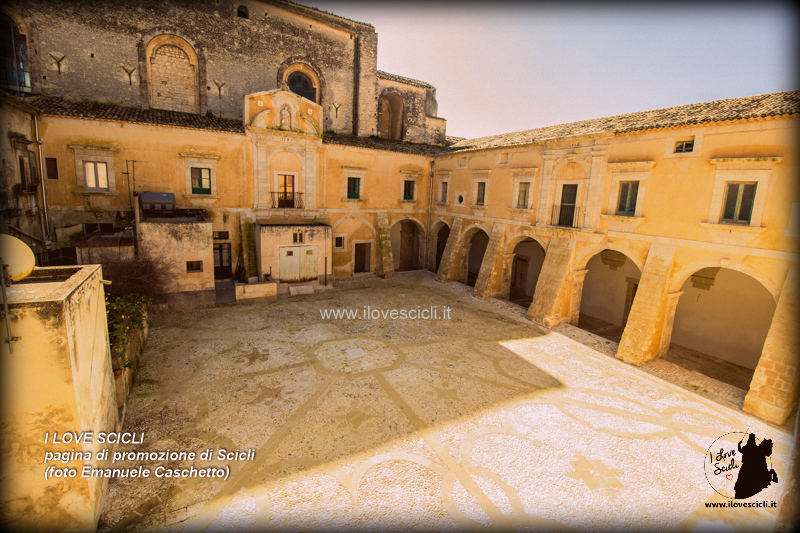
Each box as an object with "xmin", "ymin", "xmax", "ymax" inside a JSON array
[
  {"xmin": 476, "ymin": 182, "xmax": 486, "ymax": 206},
  {"xmin": 293, "ymin": 232, "xmax": 304, "ymax": 244},
  {"xmin": 18, "ymin": 155, "xmax": 26, "ymax": 188},
  {"xmin": 721, "ymin": 182, "xmax": 757, "ymax": 225},
  {"xmin": 440, "ymin": 181, "xmax": 448, "ymax": 203},
  {"xmin": 334, "ymin": 236, "xmax": 345, "ymax": 250},
  {"xmin": 213, "ymin": 231, "xmax": 229, "ymax": 240},
  {"xmin": 347, "ymin": 177, "xmax": 360, "ymax": 199},
  {"xmin": 45, "ymin": 157, "xmax": 59, "ymax": 180},
  {"xmin": 191, "ymin": 167, "xmax": 211, "ymax": 194},
  {"xmin": 675, "ymin": 138, "xmax": 694, "ymax": 153},
  {"xmin": 84, "ymin": 161, "xmax": 108, "ymax": 191},
  {"xmin": 186, "ymin": 260, "xmax": 203, "ymax": 273},
  {"xmin": 403, "ymin": 180, "xmax": 415, "ymax": 200},
  {"xmin": 84, "ymin": 223, "xmax": 99, "ymax": 235},
  {"xmin": 517, "ymin": 182, "xmax": 530, "ymax": 209},
  {"xmin": 616, "ymin": 181, "xmax": 639, "ymax": 216}
]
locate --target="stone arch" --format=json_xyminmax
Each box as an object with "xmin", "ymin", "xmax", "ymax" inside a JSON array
[
  {"xmin": 457, "ymin": 223, "xmax": 490, "ymax": 286},
  {"xmin": 665, "ymin": 266, "xmax": 778, "ymax": 389},
  {"xmin": 428, "ymin": 219, "xmax": 452, "ymax": 272},
  {"xmin": 503, "ymin": 231, "xmax": 548, "ymax": 255},
  {"xmin": 573, "ymin": 247, "xmax": 643, "ymax": 336},
  {"xmin": 331, "ymin": 214, "xmax": 376, "ymax": 236},
  {"xmin": 575, "ymin": 242, "xmax": 645, "ymax": 273},
  {"xmin": 669, "ymin": 260, "xmax": 780, "ymax": 303},
  {"xmin": 459, "ymin": 222, "xmax": 490, "ymax": 246},
  {"xmin": 500, "ymin": 233, "xmax": 548, "ymax": 305},
  {"xmin": 551, "ymin": 154, "xmax": 591, "ymax": 179},
  {"xmin": 145, "ymin": 34, "xmax": 200, "ymax": 113},
  {"xmin": 378, "ymin": 90, "xmax": 404, "ymax": 141},
  {"xmin": 390, "ymin": 216, "xmax": 425, "ymax": 272},
  {"xmin": 278, "ymin": 60, "xmax": 324, "ymax": 105}
]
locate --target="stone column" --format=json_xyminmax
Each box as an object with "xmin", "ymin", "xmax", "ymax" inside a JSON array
[
  {"xmin": 374, "ymin": 212, "xmax": 394, "ymax": 279},
  {"xmin": 436, "ymin": 217, "xmax": 462, "ymax": 283},
  {"xmin": 569, "ymin": 269, "xmax": 589, "ymax": 325},
  {"xmin": 615, "ymin": 243, "xmax": 676, "ymax": 365},
  {"xmin": 656, "ymin": 291, "xmax": 683, "ymax": 357},
  {"xmin": 536, "ymin": 153, "xmax": 557, "ymax": 226},
  {"xmin": 583, "ymin": 148, "xmax": 609, "ymax": 230},
  {"xmin": 526, "ymin": 237, "xmax": 577, "ymax": 327},
  {"xmin": 473, "ymin": 223, "xmax": 506, "ymax": 299},
  {"xmin": 743, "ymin": 263, "xmax": 799, "ymax": 425}
]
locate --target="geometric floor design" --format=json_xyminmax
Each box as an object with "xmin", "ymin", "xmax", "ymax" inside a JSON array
[{"xmin": 98, "ymin": 272, "xmax": 793, "ymax": 532}]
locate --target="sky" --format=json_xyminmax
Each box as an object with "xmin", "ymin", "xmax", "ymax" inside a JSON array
[{"xmin": 300, "ymin": 1, "xmax": 798, "ymax": 140}]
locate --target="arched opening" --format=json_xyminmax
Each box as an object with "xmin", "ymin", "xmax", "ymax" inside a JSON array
[
  {"xmin": 391, "ymin": 219, "xmax": 422, "ymax": 272},
  {"xmin": 287, "ymin": 71, "xmax": 316, "ymax": 102},
  {"xmin": 0, "ymin": 12, "xmax": 30, "ymax": 93},
  {"xmin": 379, "ymin": 92, "xmax": 403, "ymax": 141},
  {"xmin": 435, "ymin": 224, "xmax": 450, "ymax": 272},
  {"xmin": 668, "ymin": 268, "xmax": 776, "ymax": 390},
  {"xmin": 508, "ymin": 238, "xmax": 546, "ymax": 308},
  {"xmin": 237, "ymin": 5, "xmax": 249, "ymax": 19},
  {"xmin": 146, "ymin": 36, "xmax": 199, "ymax": 113},
  {"xmin": 577, "ymin": 249, "xmax": 642, "ymax": 342},
  {"xmin": 460, "ymin": 229, "xmax": 489, "ymax": 287}
]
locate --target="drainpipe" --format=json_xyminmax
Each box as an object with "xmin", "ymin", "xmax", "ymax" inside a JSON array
[
  {"xmin": 33, "ymin": 115, "xmax": 50, "ymax": 246},
  {"xmin": 425, "ymin": 159, "xmax": 434, "ymax": 271}
]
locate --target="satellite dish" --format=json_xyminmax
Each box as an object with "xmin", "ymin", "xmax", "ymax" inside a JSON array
[{"xmin": 0, "ymin": 234, "xmax": 36, "ymax": 282}]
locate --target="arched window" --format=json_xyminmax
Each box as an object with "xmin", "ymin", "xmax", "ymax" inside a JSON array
[
  {"xmin": 237, "ymin": 5, "xmax": 249, "ymax": 19},
  {"xmin": 146, "ymin": 36, "xmax": 199, "ymax": 113},
  {"xmin": 379, "ymin": 92, "xmax": 403, "ymax": 141},
  {"xmin": 287, "ymin": 72, "xmax": 316, "ymax": 102},
  {"xmin": 0, "ymin": 12, "xmax": 30, "ymax": 93}
]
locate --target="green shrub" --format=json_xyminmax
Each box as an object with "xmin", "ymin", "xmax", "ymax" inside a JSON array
[{"xmin": 105, "ymin": 294, "xmax": 152, "ymax": 356}]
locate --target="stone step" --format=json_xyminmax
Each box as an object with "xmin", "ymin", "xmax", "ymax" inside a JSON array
[{"xmin": 289, "ymin": 284, "xmax": 314, "ymax": 295}]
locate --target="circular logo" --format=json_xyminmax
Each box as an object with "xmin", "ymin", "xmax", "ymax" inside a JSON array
[{"xmin": 704, "ymin": 432, "xmax": 778, "ymax": 499}]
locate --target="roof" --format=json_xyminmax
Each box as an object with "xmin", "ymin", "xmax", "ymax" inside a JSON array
[
  {"xmin": 377, "ymin": 71, "xmax": 434, "ymax": 89},
  {"xmin": 449, "ymin": 90, "xmax": 800, "ymax": 152},
  {"xmin": 25, "ymin": 96, "xmax": 245, "ymax": 134},
  {"xmin": 76, "ymin": 230, "xmax": 134, "ymax": 248},
  {"xmin": 323, "ymin": 132, "xmax": 446, "ymax": 156},
  {"xmin": 273, "ymin": 0, "xmax": 374, "ymax": 32}
]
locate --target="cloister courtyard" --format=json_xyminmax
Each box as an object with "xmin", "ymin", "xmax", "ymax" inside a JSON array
[{"xmin": 98, "ymin": 272, "xmax": 793, "ymax": 532}]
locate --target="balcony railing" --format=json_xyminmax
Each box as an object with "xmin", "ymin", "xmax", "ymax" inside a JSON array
[
  {"xmin": 271, "ymin": 192, "xmax": 304, "ymax": 209},
  {"xmin": 551, "ymin": 204, "xmax": 580, "ymax": 228}
]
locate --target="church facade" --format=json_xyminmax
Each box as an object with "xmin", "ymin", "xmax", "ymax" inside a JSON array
[{"xmin": 1, "ymin": 0, "xmax": 798, "ymax": 429}]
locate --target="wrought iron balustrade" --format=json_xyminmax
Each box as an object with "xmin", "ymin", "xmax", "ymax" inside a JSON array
[
  {"xmin": 551, "ymin": 204, "xmax": 580, "ymax": 228},
  {"xmin": 271, "ymin": 192, "xmax": 304, "ymax": 209}
]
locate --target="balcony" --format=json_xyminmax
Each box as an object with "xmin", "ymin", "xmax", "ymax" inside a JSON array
[
  {"xmin": 271, "ymin": 192, "xmax": 304, "ymax": 209},
  {"xmin": 551, "ymin": 204, "xmax": 580, "ymax": 228}
]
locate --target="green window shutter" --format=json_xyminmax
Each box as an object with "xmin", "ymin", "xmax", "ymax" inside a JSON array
[
  {"xmin": 722, "ymin": 183, "xmax": 739, "ymax": 222},
  {"xmin": 192, "ymin": 168, "xmax": 211, "ymax": 194},
  {"xmin": 476, "ymin": 182, "xmax": 486, "ymax": 205},
  {"xmin": 627, "ymin": 181, "xmax": 639, "ymax": 215},
  {"xmin": 617, "ymin": 182, "xmax": 629, "ymax": 213},
  {"xmin": 738, "ymin": 183, "xmax": 756, "ymax": 224},
  {"xmin": 347, "ymin": 177, "xmax": 360, "ymax": 199}
]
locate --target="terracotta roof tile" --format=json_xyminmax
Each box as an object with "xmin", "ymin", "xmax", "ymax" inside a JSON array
[
  {"xmin": 449, "ymin": 90, "xmax": 800, "ymax": 152},
  {"xmin": 25, "ymin": 96, "xmax": 245, "ymax": 134},
  {"xmin": 322, "ymin": 132, "xmax": 446, "ymax": 156}
]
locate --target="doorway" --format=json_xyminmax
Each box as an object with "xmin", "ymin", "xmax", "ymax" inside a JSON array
[
  {"xmin": 354, "ymin": 242, "xmax": 371, "ymax": 274},
  {"xmin": 213, "ymin": 243, "xmax": 232, "ymax": 279}
]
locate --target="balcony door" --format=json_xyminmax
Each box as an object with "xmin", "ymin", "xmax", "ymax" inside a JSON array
[
  {"xmin": 558, "ymin": 184, "xmax": 578, "ymax": 227},
  {"xmin": 278, "ymin": 174, "xmax": 294, "ymax": 208}
]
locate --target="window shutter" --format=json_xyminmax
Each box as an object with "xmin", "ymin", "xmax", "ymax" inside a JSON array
[
  {"xmin": 627, "ymin": 181, "xmax": 639, "ymax": 214},
  {"xmin": 722, "ymin": 183, "xmax": 738, "ymax": 221},
  {"xmin": 738, "ymin": 183, "xmax": 756, "ymax": 224},
  {"xmin": 27, "ymin": 151, "xmax": 39, "ymax": 187},
  {"xmin": 617, "ymin": 183, "xmax": 629, "ymax": 213}
]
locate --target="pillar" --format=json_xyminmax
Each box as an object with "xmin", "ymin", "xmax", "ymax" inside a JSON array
[
  {"xmin": 435, "ymin": 217, "xmax": 462, "ymax": 283},
  {"xmin": 374, "ymin": 212, "xmax": 394, "ymax": 279},
  {"xmin": 526, "ymin": 237, "xmax": 577, "ymax": 327}
]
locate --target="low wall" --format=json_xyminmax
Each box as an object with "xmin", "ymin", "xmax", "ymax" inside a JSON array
[
  {"xmin": 111, "ymin": 311, "xmax": 150, "ymax": 417},
  {"xmin": 235, "ymin": 281, "xmax": 278, "ymax": 304}
]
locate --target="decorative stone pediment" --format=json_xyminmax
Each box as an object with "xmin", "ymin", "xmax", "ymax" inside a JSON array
[{"xmin": 244, "ymin": 89, "xmax": 321, "ymax": 135}]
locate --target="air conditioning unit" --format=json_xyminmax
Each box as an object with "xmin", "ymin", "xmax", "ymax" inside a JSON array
[{"xmin": 138, "ymin": 192, "xmax": 175, "ymax": 210}]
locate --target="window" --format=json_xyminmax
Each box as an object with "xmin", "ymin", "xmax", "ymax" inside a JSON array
[
  {"xmin": 45, "ymin": 157, "xmax": 59, "ymax": 180},
  {"xmin": 191, "ymin": 168, "xmax": 211, "ymax": 195},
  {"xmin": 213, "ymin": 231, "xmax": 229, "ymax": 240},
  {"xmin": 237, "ymin": 5, "xmax": 249, "ymax": 18},
  {"xmin": 0, "ymin": 13, "xmax": 31, "ymax": 93},
  {"xmin": 293, "ymin": 232, "xmax": 304, "ymax": 244},
  {"xmin": 675, "ymin": 138, "xmax": 694, "ymax": 153},
  {"xmin": 475, "ymin": 182, "xmax": 486, "ymax": 206},
  {"xmin": 616, "ymin": 181, "xmax": 639, "ymax": 216},
  {"xmin": 403, "ymin": 180, "xmax": 415, "ymax": 201},
  {"xmin": 334, "ymin": 236, "xmax": 345, "ymax": 250},
  {"xmin": 287, "ymin": 72, "xmax": 316, "ymax": 102},
  {"xmin": 440, "ymin": 181, "xmax": 448, "ymax": 203},
  {"xmin": 186, "ymin": 260, "xmax": 203, "ymax": 273},
  {"xmin": 347, "ymin": 177, "xmax": 360, "ymax": 199},
  {"xmin": 498, "ymin": 152, "xmax": 509, "ymax": 165},
  {"xmin": 84, "ymin": 161, "xmax": 108, "ymax": 191},
  {"xmin": 721, "ymin": 182, "xmax": 757, "ymax": 225},
  {"xmin": 516, "ymin": 182, "xmax": 530, "ymax": 209}
]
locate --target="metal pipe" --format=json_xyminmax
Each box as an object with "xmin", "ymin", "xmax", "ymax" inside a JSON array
[
  {"xmin": 33, "ymin": 115, "xmax": 50, "ymax": 244},
  {"xmin": 8, "ymin": 224, "xmax": 47, "ymax": 244}
]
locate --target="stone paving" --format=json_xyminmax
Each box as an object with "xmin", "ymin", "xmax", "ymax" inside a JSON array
[{"xmin": 98, "ymin": 272, "xmax": 795, "ymax": 532}]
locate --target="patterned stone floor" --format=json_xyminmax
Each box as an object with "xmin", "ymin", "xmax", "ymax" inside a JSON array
[{"xmin": 98, "ymin": 272, "xmax": 794, "ymax": 532}]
